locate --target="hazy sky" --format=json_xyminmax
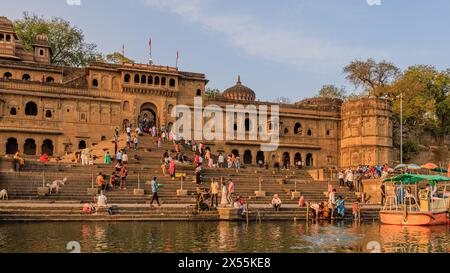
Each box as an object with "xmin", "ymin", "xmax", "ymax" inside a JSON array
[{"xmin": 3, "ymin": 0, "xmax": 450, "ymax": 101}]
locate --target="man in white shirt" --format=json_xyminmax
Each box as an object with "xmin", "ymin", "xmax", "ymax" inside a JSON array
[{"xmin": 218, "ymin": 153, "xmax": 225, "ymax": 168}]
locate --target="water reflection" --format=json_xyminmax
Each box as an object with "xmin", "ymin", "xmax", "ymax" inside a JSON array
[
  {"xmin": 0, "ymin": 222, "xmax": 448, "ymax": 253},
  {"xmin": 380, "ymin": 225, "xmax": 449, "ymax": 253}
]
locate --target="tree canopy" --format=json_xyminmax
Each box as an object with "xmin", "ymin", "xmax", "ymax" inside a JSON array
[
  {"xmin": 14, "ymin": 12, "xmax": 101, "ymax": 66},
  {"xmin": 343, "ymin": 58, "xmax": 400, "ymax": 97},
  {"xmin": 104, "ymin": 52, "xmax": 135, "ymax": 64},
  {"xmin": 316, "ymin": 84, "xmax": 347, "ymax": 100}
]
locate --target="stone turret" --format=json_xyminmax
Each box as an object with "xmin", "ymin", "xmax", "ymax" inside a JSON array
[
  {"xmin": 340, "ymin": 97, "xmax": 393, "ymax": 167},
  {"xmin": 0, "ymin": 16, "xmax": 19, "ymax": 59},
  {"xmin": 32, "ymin": 34, "xmax": 51, "ymax": 63}
]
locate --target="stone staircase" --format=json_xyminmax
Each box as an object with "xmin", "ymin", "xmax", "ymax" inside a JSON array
[{"xmin": 0, "ymin": 133, "xmax": 372, "ymax": 221}]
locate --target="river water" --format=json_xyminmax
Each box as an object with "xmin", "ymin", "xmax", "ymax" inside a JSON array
[{"xmin": 0, "ymin": 221, "xmax": 448, "ymax": 253}]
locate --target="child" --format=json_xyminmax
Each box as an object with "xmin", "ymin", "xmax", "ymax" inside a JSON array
[
  {"xmin": 353, "ymin": 198, "xmax": 361, "ymax": 221},
  {"xmin": 161, "ymin": 160, "xmax": 167, "ymax": 176}
]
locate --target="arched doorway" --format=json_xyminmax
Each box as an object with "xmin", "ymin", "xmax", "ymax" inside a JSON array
[
  {"xmin": 122, "ymin": 119, "xmax": 130, "ymax": 131},
  {"xmin": 6, "ymin": 138, "xmax": 18, "ymax": 154},
  {"xmin": 24, "ymin": 138, "xmax": 36, "ymax": 155},
  {"xmin": 243, "ymin": 150, "xmax": 252, "ymax": 164},
  {"xmin": 256, "ymin": 151, "xmax": 264, "ymax": 164},
  {"xmin": 41, "ymin": 139, "xmax": 54, "ymax": 156},
  {"xmin": 139, "ymin": 102, "xmax": 157, "ymax": 130},
  {"xmin": 282, "ymin": 152, "xmax": 290, "ymax": 165},
  {"xmin": 231, "ymin": 149, "xmax": 239, "ymax": 157},
  {"xmin": 78, "ymin": 140, "xmax": 87, "ymax": 150},
  {"xmin": 306, "ymin": 153, "xmax": 313, "ymax": 167},
  {"xmin": 294, "ymin": 153, "xmax": 302, "ymax": 164}
]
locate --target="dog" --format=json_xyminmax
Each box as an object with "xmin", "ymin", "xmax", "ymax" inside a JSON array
[
  {"xmin": 0, "ymin": 189, "xmax": 8, "ymax": 200},
  {"xmin": 47, "ymin": 177, "xmax": 67, "ymax": 194}
]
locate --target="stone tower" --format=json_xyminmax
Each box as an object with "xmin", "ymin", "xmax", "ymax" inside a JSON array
[{"xmin": 340, "ymin": 97, "xmax": 393, "ymax": 168}]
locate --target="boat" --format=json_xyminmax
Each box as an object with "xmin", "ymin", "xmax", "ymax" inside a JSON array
[{"xmin": 380, "ymin": 174, "xmax": 450, "ymax": 226}]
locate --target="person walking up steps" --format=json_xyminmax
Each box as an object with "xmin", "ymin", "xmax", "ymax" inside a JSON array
[{"xmin": 150, "ymin": 176, "xmax": 161, "ymax": 207}]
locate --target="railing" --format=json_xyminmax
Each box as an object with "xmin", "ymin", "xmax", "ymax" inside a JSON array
[{"xmin": 0, "ymin": 79, "xmax": 118, "ymax": 100}]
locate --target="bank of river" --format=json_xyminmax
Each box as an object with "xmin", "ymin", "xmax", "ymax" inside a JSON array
[{"xmin": 0, "ymin": 221, "xmax": 448, "ymax": 253}]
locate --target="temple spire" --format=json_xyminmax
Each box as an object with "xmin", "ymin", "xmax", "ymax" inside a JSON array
[{"xmin": 237, "ymin": 75, "xmax": 241, "ymax": 85}]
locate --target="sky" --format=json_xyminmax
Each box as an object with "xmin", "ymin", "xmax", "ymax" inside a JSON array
[{"xmin": 3, "ymin": 0, "xmax": 450, "ymax": 102}]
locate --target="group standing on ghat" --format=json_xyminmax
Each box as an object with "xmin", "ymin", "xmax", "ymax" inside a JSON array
[{"xmin": 9, "ymin": 120, "xmax": 414, "ymax": 221}]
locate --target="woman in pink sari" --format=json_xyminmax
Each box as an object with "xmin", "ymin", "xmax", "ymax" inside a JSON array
[{"xmin": 169, "ymin": 160, "xmax": 176, "ymax": 180}]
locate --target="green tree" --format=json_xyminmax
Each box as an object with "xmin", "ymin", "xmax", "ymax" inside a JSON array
[
  {"xmin": 105, "ymin": 52, "xmax": 135, "ymax": 64},
  {"xmin": 14, "ymin": 12, "xmax": 100, "ymax": 66},
  {"xmin": 402, "ymin": 140, "xmax": 420, "ymax": 163},
  {"xmin": 390, "ymin": 65, "xmax": 450, "ymax": 138},
  {"xmin": 316, "ymin": 84, "xmax": 347, "ymax": 99},
  {"xmin": 205, "ymin": 88, "xmax": 221, "ymax": 98},
  {"xmin": 343, "ymin": 58, "xmax": 400, "ymax": 97}
]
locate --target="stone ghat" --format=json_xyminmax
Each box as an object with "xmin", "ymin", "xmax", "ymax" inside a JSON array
[{"xmin": 0, "ymin": 202, "xmax": 381, "ymax": 222}]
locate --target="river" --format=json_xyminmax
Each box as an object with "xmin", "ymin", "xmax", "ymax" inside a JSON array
[{"xmin": 0, "ymin": 221, "xmax": 448, "ymax": 253}]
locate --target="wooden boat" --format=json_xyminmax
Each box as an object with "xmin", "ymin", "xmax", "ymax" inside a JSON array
[
  {"xmin": 380, "ymin": 210, "xmax": 448, "ymax": 226},
  {"xmin": 380, "ymin": 174, "xmax": 450, "ymax": 226}
]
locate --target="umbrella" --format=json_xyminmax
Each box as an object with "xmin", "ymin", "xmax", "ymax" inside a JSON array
[
  {"xmin": 432, "ymin": 167, "xmax": 448, "ymax": 173},
  {"xmin": 407, "ymin": 164, "xmax": 421, "ymax": 170},
  {"xmin": 383, "ymin": 174, "xmax": 450, "ymax": 184},
  {"xmin": 421, "ymin": 163, "xmax": 438, "ymax": 169},
  {"xmin": 394, "ymin": 164, "xmax": 407, "ymax": 170}
]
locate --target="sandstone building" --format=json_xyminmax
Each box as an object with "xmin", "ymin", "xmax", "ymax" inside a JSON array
[{"xmin": 0, "ymin": 16, "xmax": 393, "ymax": 168}]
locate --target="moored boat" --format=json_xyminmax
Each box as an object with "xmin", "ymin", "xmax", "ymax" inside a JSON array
[{"xmin": 380, "ymin": 174, "xmax": 450, "ymax": 226}]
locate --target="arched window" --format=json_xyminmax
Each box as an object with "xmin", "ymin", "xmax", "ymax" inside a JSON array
[
  {"xmin": 306, "ymin": 153, "xmax": 313, "ymax": 167},
  {"xmin": 123, "ymin": 101, "xmax": 130, "ymax": 111},
  {"xmin": 307, "ymin": 129, "xmax": 312, "ymax": 136},
  {"xmin": 284, "ymin": 127, "xmax": 289, "ymax": 134},
  {"xmin": 10, "ymin": 107, "xmax": 16, "ymax": 115},
  {"xmin": 169, "ymin": 79, "xmax": 176, "ymax": 87},
  {"xmin": 46, "ymin": 77, "xmax": 54, "ymax": 83},
  {"xmin": 124, "ymin": 74, "xmax": 130, "ymax": 83},
  {"xmin": 41, "ymin": 139, "xmax": 54, "ymax": 156},
  {"xmin": 39, "ymin": 49, "xmax": 44, "ymax": 56},
  {"xmin": 25, "ymin": 101, "xmax": 38, "ymax": 116},
  {"xmin": 101, "ymin": 136, "xmax": 107, "ymax": 141},
  {"xmin": 6, "ymin": 34, "xmax": 11, "ymax": 42},
  {"xmin": 196, "ymin": 89, "xmax": 202, "ymax": 96},
  {"xmin": 154, "ymin": 76, "xmax": 160, "ymax": 85},
  {"xmin": 231, "ymin": 149, "xmax": 240, "ymax": 157},
  {"xmin": 141, "ymin": 75, "xmax": 146, "ymax": 84},
  {"xmin": 78, "ymin": 140, "xmax": 87, "ymax": 150},
  {"xmin": 5, "ymin": 138, "xmax": 18, "ymax": 154},
  {"xmin": 245, "ymin": 118, "xmax": 251, "ymax": 131},
  {"xmin": 92, "ymin": 79, "xmax": 98, "ymax": 87},
  {"xmin": 243, "ymin": 150, "xmax": 252, "ymax": 164},
  {"xmin": 161, "ymin": 77, "xmax": 166, "ymax": 86},
  {"xmin": 45, "ymin": 110, "xmax": 52, "ymax": 118},
  {"xmin": 0, "ymin": 34, "xmax": 4, "ymax": 41},
  {"xmin": 147, "ymin": 76, "xmax": 153, "ymax": 85},
  {"xmin": 3, "ymin": 72, "xmax": 12, "ymax": 79},
  {"xmin": 326, "ymin": 130, "xmax": 330, "ymax": 136},
  {"xmin": 134, "ymin": 74, "xmax": 140, "ymax": 83},
  {"xmin": 22, "ymin": 74, "xmax": 31, "ymax": 81},
  {"xmin": 24, "ymin": 138, "xmax": 36, "ymax": 155},
  {"xmin": 167, "ymin": 104, "xmax": 174, "ymax": 114},
  {"xmin": 294, "ymin": 123, "xmax": 302, "ymax": 135}
]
